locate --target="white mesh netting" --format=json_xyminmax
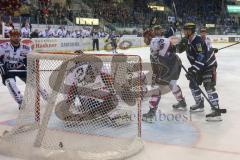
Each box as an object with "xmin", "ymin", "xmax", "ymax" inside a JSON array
[{"xmin": 0, "ymin": 52, "xmax": 144, "ymax": 160}]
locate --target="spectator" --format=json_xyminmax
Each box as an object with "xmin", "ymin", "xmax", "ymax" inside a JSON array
[
  {"xmin": 21, "ymin": 19, "xmax": 32, "ymax": 32},
  {"xmin": 45, "ymin": 26, "xmax": 55, "ymax": 37},
  {"xmin": 4, "ymin": 21, "xmax": 14, "ymax": 38},
  {"xmin": 21, "ymin": 22, "xmax": 31, "ymax": 38},
  {"xmin": 30, "ymin": 29, "xmax": 39, "ymax": 38},
  {"xmin": 56, "ymin": 26, "xmax": 66, "ymax": 38},
  {"xmin": 71, "ymin": 30, "xmax": 77, "ymax": 38}
]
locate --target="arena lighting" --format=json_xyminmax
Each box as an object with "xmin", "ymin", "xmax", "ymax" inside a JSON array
[
  {"xmin": 148, "ymin": 5, "xmax": 165, "ymax": 11},
  {"xmin": 205, "ymin": 24, "xmax": 215, "ymax": 27},
  {"xmin": 227, "ymin": 5, "xmax": 240, "ymax": 13},
  {"xmin": 76, "ymin": 17, "xmax": 99, "ymax": 25}
]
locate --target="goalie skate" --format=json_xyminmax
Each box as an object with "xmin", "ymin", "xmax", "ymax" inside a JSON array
[{"xmin": 107, "ymin": 108, "xmax": 133, "ymax": 127}]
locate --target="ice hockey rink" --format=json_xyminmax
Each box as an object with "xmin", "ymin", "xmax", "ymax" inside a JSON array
[{"xmin": 0, "ymin": 43, "xmax": 240, "ymax": 160}]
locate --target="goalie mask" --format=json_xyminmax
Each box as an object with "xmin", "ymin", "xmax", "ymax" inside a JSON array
[{"xmin": 73, "ymin": 63, "xmax": 98, "ymax": 85}]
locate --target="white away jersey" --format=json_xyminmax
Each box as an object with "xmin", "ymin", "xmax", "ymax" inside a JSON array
[
  {"xmin": 0, "ymin": 42, "xmax": 31, "ymax": 70},
  {"xmin": 150, "ymin": 36, "xmax": 171, "ymax": 57}
]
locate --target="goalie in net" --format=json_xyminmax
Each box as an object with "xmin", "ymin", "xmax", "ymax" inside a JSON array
[
  {"xmin": 0, "ymin": 52, "xmax": 144, "ymax": 160},
  {"xmin": 55, "ymin": 50, "xmax": 145, "ymax": 126}
]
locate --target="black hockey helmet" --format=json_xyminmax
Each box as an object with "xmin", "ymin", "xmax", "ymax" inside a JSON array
[{"xmin": 183, "ymin": 23, "xmax": 196, "ymax": 33}]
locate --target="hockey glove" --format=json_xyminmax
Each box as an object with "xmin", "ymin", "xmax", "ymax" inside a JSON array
[
  {"xmin": 213, "ymin": 48, "xmax": 218, "ymax": 53},
  {"xmin": 173, "ymin": 20, "xmax": 180, "ymax": 29},
  {"xmin": 176, "ymin": 37, "xmax": 188, "ymax": 53},
  {"xmin": 186, "ymin": 67, "xmax": 197, "ymax": 80}
]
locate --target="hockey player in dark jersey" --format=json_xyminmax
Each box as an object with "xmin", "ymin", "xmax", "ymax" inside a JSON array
[
  {"xmin": 179, "ymin": 23, "xmax": 221, "ymax": 120},
  {"xmin": 164, "ymin": 22, "xmax": 177, "ymax": 38},
  {"xmin": 106, "ymin": 31, "xmax": 118, "ymax": 54}
]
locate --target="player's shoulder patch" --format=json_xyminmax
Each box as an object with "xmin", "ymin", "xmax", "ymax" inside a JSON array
[
  {"xmin": 196, "ymin": 43, "xmax": 203, "ymax": 52},
  {"xmin": 0, "ymin": 42, "xmax": 10, "ymax": 49},
  {"xmin": 193, "ymin": 36, "xmax": 203, "ymax": 52}
]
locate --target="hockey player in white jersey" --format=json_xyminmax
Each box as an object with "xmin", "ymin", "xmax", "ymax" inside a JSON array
[
  {"xmin": 0, "ymin": 29, "xmax": 48, "ymax": 109},
  {"xmin": 142, "ymin": 25, "xmax": 186, "ymax": 122}
]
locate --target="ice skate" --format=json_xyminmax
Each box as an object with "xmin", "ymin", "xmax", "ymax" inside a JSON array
[
  {"xmin": 206, "ymin": 107, "xmax": 222, "ymax": 121},
  {"xmin": 18, "ymin": 100, "xmax": 23, "ymax": 110},
  {"xmin": 190, "ymin": 98, "xmax": 204, "ymax": 112},
  {"xmin": 142, "ymin": 108, "xmax": 157, "ymax": 123},
  {"xmin": 18, "ymin": 104, "xmax": 22, "ymax": 110},
  {"xmin": 172, "ymin": 99, "xmax": 187, "ymax": 111}
]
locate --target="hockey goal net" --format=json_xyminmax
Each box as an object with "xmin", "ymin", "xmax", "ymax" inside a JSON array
[{"xmin": 0, "ymin": 52, "xmax": 144, "ymax": 160}]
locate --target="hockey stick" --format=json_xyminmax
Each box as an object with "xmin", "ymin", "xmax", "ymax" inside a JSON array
[
  {"xmin": 8, "ymin": 70, "xmax": 26, "ymax": 72},
  {"xmin": 181, "ymin": 64, "xmax": 227, "ymax": 114},
  {"xmin": 171, "ymin": 0, "xmax": 183, "ymax": 38},
  {"xmin": 218, "ymin": 41, "xmax": 240, "ymax": 51}
]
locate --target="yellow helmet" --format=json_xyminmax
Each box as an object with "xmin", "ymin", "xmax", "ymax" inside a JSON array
[{"xmin": 183, "ymin": 23, "xmax": 196, "ymax": 32}]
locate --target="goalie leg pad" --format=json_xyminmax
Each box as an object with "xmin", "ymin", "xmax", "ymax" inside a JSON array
[
  {"xmin": 55, "ymin": 94, "xmax": 118, "ymax": 122},
  {"xmin": 107, "ymin": 108, "xmax": 133, "ymax": 127}
]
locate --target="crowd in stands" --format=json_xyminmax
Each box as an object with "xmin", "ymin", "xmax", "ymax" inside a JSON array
[
  {"xmin": 2, "ymin": 18, "xmax": 108, "ymax": 39},
  {"xmin": 1, "ymin": 0, "xmax": 240, "ymax": 36},
  {"xmin": 89, "ymin": 0, "xmax": 161, "ymax": 27},
  {"xmin": 166, "ymin": 0, "xmax": 239, "ymax": 33},
  {"xmin": 35, "ymin": 0, "xmax": 73, "ymax": 24}
]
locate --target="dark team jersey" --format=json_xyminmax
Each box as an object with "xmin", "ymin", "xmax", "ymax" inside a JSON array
[
  {"xmin": 108, "ymin": 34, "xmax": 117, "ymax": 42},
  {"xmin": 186, "ymin": 35, "xmax": 217, "ymax": 72}
]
